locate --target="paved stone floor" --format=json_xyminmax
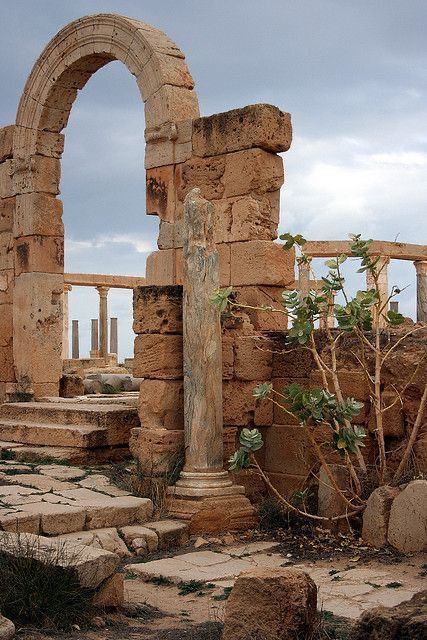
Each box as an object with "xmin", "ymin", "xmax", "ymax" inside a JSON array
[{"xmin": 126, "ymin": 540, "xmax": 427, "ymax": 620}]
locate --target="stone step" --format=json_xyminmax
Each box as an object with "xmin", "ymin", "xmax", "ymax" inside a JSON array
[
  {"xmin": 0, "ymin": 419, "xmax": 129, "ymax": 448},
  {"xmin": 0, "ymin": 442, "xmax": 130, "ymax": 465},
  {"xmin": 0, "ymin": 402, "xmax": 139, "ymax": 428}
]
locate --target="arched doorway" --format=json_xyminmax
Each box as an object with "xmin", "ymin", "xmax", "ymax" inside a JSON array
[{"xmin": 12, "ymin": 13, "xmax": 199, "ymax": 397}]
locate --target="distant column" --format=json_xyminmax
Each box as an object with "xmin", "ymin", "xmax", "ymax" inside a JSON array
[
  {"xmin": 110, "ymin": 317, "xmax": 118, "ymax": 355},
  {"xmin": 90, "ymin": 319, "xmax": 99, "ymax": 358},
  {"xmin": 298, "ymin": 260, "xmax": 311, "ymax": 297},
  {"xmin": 366, "ymin": 256, "xmax": 390, "ymax": 326},
  {"xmin": 96, "ymin": 286, "xmax": 109, "ymax": 358},
  {"xmin": 62, "ymin": 284, "xmax": 72, "ymax": 360},
  {"xmin": 71, "ymin": 320, "xmax": 79, "ymax": 359},
  {"xmin": 415, "ymin": 261, "xmax": 427, "ymax": 322}
]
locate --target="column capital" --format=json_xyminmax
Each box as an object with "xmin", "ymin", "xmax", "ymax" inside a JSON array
[
  {"xmin": 414, "ymin": 260, "xmax": 427, "ymax": 276},
  {"xmin": 96, "ymin": 285, "xmax": 109, "ymax": 297}
]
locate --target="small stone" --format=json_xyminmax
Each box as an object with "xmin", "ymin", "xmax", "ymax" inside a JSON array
[
  {"xmin": 0, "ymin": 614, "xmax": 15, "ymax": 640},
  {"xmin": 223, "ymin": 534, "xmax": 236, "ymax": 545},
  {"xmin": 91, "ymin": 616, "xmax": 106, "ymax": 628},
  {"xmin": 194, "ymin": 536, "xmax": 209, "ymax": 548}
]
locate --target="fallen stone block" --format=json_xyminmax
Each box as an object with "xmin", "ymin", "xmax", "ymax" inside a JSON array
[
  {"xmin": 388, "ymin": 479, "xmax": 427, "ymax": 553},
  {"xmin": 143, "ymin": 519, "xmax": 189, "ymax": 550},
  {"xmin": 119, "ymin": 525, "xmax": 159, "ymax": 553},
  {"xmin": 362, "ymin": 485, "xmax": 400, "ymax": 548},
  {"xmin": 222, "ymin": 567, "xmax": 317, "ymax": 640},
  {"xmin": 0, "ymin": 532, "xmax": 120, "ymax": 589},
  {"xmin": 352, "ymin": 589, "xmax": 427, "ymax": 640},
  {"xmin": 92, "ymin": 573, "xmax": 124, "ymax": 608},
  {"xmin": 57, "ymin": 528, "xmax": 131, "ymax": 558}
]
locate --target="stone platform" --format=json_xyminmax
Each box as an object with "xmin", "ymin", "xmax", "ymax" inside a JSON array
[
  {"xmin": 0, "ymin": 397, "xmax": 139, "ymax": 463},
  {"xmin": 0, "ymin": 460, "xmax": 189, "ymax": 555}
]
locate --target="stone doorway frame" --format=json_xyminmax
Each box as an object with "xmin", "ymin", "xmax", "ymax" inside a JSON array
[{"xmin": 11, "ymin": 13, "xmax": 199, "ymax": 397}]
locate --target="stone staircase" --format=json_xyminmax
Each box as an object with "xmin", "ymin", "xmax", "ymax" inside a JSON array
[{"xmin": 0, "ymin": 400, "xmax": 139, "ymax": 463}]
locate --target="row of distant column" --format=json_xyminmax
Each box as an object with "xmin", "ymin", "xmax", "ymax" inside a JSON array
[
  {"xmin": 62, "ymin": 285, "xmax": 118, "ymax": 360},
  {"xmin": 299, "ymin": 258, "xmax": 427, "ymax": 325}
]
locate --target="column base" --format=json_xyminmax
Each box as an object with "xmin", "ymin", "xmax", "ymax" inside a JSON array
[{"xmin": 167, "ymin": 471, "xmax": 258, "ymax": 533}]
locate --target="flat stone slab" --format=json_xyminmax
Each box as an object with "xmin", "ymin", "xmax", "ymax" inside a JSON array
[
  {"xmin": 36, "ymin": 464, "xmax": 87, "ymax": 481},
  {"xmin": 0, "ymin": 531, "xmax": 119, "ymax": 588}
]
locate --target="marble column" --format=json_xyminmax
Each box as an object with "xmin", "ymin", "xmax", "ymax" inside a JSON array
[
  {"xmin": 90, "ymin": 319, "xmax": 99, "ymax": 358},
  {"xmin": 366, "ymin": 256, "xmax": 390, "ymax": 327},
  {"xmin": 71, "ymin": 319, "xmax": 79, "ymax": 359},
  {"xmin": 96, "ymin": 286, "xmax": 109, "ymax": 359},
  {"xmin": 172, "ymin": 189, "xmax": 245, "ymax": 498},
  {"xmin": 110, "ymin": 317, "xmax": 118, "ymax": 355},
  {"xmin": 61, "ymin": 284, "xmax": 72, "ymax": 360},
  {"xmin": 415, "ymin": 261, "xmax": 427, "ymax": 323}
]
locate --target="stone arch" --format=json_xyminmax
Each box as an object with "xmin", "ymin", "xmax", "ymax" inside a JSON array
[{"xmin": 12, "ymin": 13, "xmax": 199, "ymax": 397}]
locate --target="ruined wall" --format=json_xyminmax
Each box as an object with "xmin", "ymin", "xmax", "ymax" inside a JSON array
[
  {"xmin": 145, "ymin": 103, "xmax": 295, "ymax": 301},
  {"xmin": 132, "ymin": 282, "xmax": 427, "ymax": 501},
  {"xmin": 0, "ymin": 126, "xmax": 16, "ymax": 402}
]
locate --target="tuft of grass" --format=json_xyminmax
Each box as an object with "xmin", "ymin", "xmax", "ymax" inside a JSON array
[
  {"xmin": 147, "ymin": 575, "xmax": 173, "ymax": 586},
  {"xmin": 257, "ymin": 497, "xmax": 288, "ymax": 531},
  {"xmin": 386, "ymin": 581, "xmax": 402, "ymax": 589},
  {"xmin": 212, "ymin": 586, "xmax": 233, "ymax": 601},
  {"xmin": 0, "ymin": 536, "xmax": 95, "ymax": 629},
  {"xmin": 178, "ymin": 580, "xmax": 215, "ymax": 596}
]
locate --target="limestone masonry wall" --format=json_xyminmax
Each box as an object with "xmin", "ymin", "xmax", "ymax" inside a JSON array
[{"xmin": 132, "ymin": 282, "xmax": 427, "ymax": 501}]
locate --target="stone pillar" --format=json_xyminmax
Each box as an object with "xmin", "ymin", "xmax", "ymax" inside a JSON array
[
  {"xmin": 366, "ymin": 256, "xmax": 390, "ymax": 327},
  {"xmin": 110, "ymin": 317, "xmax": 118, "ymax": 355},
  {"xmin": 71, "ymin": 320, "xmax": 79, "ymax": 359},
  {"xmin": 389, "ymin": 301, "xmax": 399, "ymax": 313},
  {"xmin": 96, "ymin": 286, "xmax": 109, "ymax": 359},
  {"xmin": 415, "ymin": 261, "xmax": 427, "ymax": 323},
  {"xmin": 168, "ymin": 188, "xmax": 256, "ymax": 532},
  {"xmin": 61, "ymin": 284, "xmax": 72, "ymax": 360},
  {"xmin": 90, "ymin": 319, "xmax": 99, "ymax": 358},
  {"xmin": 298, "ymin": 260, "xmax": 311, "ymax": 297},
  {"xmin": 319, "ymin": 292, "xmax": 335, "ymax": 330}
]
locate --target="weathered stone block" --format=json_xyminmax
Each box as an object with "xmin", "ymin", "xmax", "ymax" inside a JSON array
[
  {"xmin": 234, "ymin": 286, "xmax": 288, "ymax": 331},
  {"xmin": 13, "ymin": 272, "xmax": 63, "ymax": 387},
  {"xmin": 129, "ymin": 427, "xmax": 184, "ymax": 474},
  {"xmin": 0, "ymin": 125, "xmax": 14, "ymax": 163},
  {"xmin": 193, "ymin": 104, "xmax": 292, "ymax": 157},
  {"xmin": 264, "ymin": 424, "xmax": 313, "ymax": 475},
  {"xmin": 0, "ymin": 197, "xmax": 14, "ymax": 233},
  {"xmin": 223, "ymin": 380, "xmax": 272, "ymax": 426},
  {"xmin": 0, "ymin": 269, "xmax": 14, "ymax": 305},
  {"xmin": 13, "ymin": 126, "xmax": 64, "ymax": 159},
  {"xmin": 234, "ymin": 335, "xmax": 273, "ymax": 381},
  {"xmin": 310, "ymin": 369, "xmax": 371, "ymax": 401},
  {"xmin": 223, "ymin": 148, "xmax": 284, "ymax": 198},
  {"xmin": 133, "ymin": 334, "xmax": 183, "ymax": 379},
  {"xmin": 222, "ymin": 568, "xmax": 317, "ymax": 640},
  {"xmin": 92, "ymin": 573, "xmax": 124, "ymax": 608},
  {"xmin": 136, "ymin": 53, "xmax": 194, "ymax": 100},
  {"xmin": 318, "ymin": 464, "xmax": 351, "ymax": 531},
  {"xmin": 146, "ymin": 164, "xmax": 177, "ymax": 222},
  {"xmin": 59, "ymin": 373, "xmax": 84, "ymax": 398},
  {"xmin": 267, "ymin": 472, "xmax": 308, "ymax": 500},
  {"xmin": 388, "ymin": 479, "xmax": 427, "ymax": 553},
  {"xmin": 14, "ymin": 235, "xmax": 64, "ymax": 275},
  {"xmin": 144, "ymin": 85, "xmax": 199, "ymax": 129},
  {"xmin": 222, "ymin": 336, "xmax": 234, "ymax": 380},
  {"xmin": 138, "ymin": 379, "xmax": 184, "ymax": 429},
  {"xmin": 13, "ymin": 156, "xmax": 61, "ymax": 195},
  {"xmin": 133, "ymin": 285, "xmax": 182, "ymax": 334},
  {"xmin": 0, "ymin": 303, "xmax": 14, "ymax": 381},
  {"xmin": 213, "ymin": 195, "xmax": 279, "ymax": 244},
  {"xmin": 14, "ymin": 193, "xmax": 63, "ymax": 237},
  {"xmin": 362, "ymin": 485, "xmax": 400, "ymax": 548},
  {"xmin": 368, "ymin": 389, "xmax": 404, "ymax": 438},
  {"xmin": 145, "ymin": 249, "xmax": 175, "ymax": 285},
  {"xmin": 272, "ymin": 343, "xmax": 314, "ymax": 377},
  {"xmin": 176, "ymin": 154, "xmax": 226, "ymax": 202},
  {"xmin": 230, "ymin": 241, "xmax": 295, "ymax": 286},
  {"xmin": 0, "ymin": 232, "xmax": 13, "ymax": 270},
  {"xmin": 0, "ymin": 160, "xmax": 14, "ymax": 198}
]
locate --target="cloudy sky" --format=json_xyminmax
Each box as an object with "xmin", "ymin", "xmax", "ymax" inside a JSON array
[{"xmin": 1, "ymin": 0, "xmax": 426, "ymax": 358}]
